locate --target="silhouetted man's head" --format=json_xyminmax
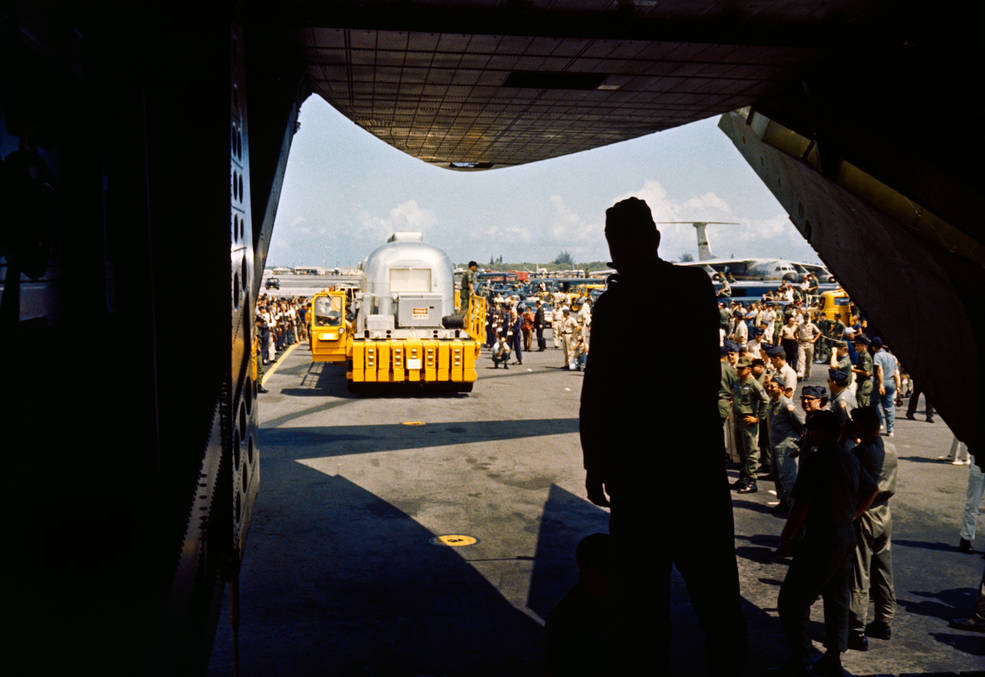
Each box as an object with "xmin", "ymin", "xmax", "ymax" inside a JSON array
[
  {"xmin": 806, "ymin": 410, "xmax": 840, "ymax": 446},
  {"xmin": 851, "ymin": 406, "xmax": 881, "ymax": 440},
  {"xmin": 604, "ymin": 197, "xmax": 661, "ymax": 272}
]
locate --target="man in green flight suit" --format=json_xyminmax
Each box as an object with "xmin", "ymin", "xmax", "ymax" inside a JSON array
[{"xmin": 733, "ymin": 355, "xmax": 769, "ymax": 493}]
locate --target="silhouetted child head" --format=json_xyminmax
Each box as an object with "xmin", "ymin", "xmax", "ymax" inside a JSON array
[{"xmin": 575, "ymin": 533, "xmax": 611, "ymax": 597}]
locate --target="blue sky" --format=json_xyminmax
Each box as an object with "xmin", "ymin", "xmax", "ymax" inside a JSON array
[{"xmin": 267, "ymin": 94, "xmax": 821, "ymax": 267}]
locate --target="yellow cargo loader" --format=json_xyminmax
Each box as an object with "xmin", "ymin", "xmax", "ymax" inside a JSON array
[{"xmin": 311, "ymin": 233, "xmax": 487, "ymax": 393}]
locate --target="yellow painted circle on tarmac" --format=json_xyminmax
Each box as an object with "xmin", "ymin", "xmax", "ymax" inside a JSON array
[
  {"xmin": 430, "ymin": 534, "xmax": 478, "ymax": 547},
  {"xmin": 402, "ymin": 421, "xmax": 427, "ymax": 426}
]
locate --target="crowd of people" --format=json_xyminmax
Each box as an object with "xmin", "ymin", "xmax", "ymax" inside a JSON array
[
  {"xmin": 546, "ymin": 197, "xmax": 985, "ymax": 677},
  {"xmin": 485, "ymin": 290, "xmax": 591, "ymax": 371},
  {"xmin": 253, "ymin": 294, "xmax": 310, "ymax": 391}
]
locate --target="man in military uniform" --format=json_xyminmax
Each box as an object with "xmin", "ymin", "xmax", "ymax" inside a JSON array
[
  {"xmin": 580, "ymin": 197, "xmax": 747, "ymax": 674},
  {"xmin": 559, "ymin": 308, "xmax": 579, "ymax": 369},
  {"xmin": 733, "ymin": 355, "xmax": 769, "ymax": 493},
  {"xmin": 752, "ymin": 357, "xmax": 773, "ymax": 476},
  {"xmin": 767, "ymin": 374, "xmax": 804, "ymax": 514},
  {"xmin": 796, "ymin": 312, "xmax": 821, "ymax": 379},
  {"xmin": 830, "ymin": 340, "xmax": 854, "ymax": 390},
  {"xmin": 460, "ymin": 260, "xmax": 478, "ymax": 312},
  {"xmin": 852, "ymin": 335, "xmax": 874, "ymax": 407},
  {"xmin": 719, "ymin": 341, "xmax": 738, "ymax": 427},
  {"xmin": 847, "ymin": 406, "xmax": 898, "ymax": 651},
  {"xmin": 775, "ymin": 411, "xmax": 877, "ymax": 677},
  {"xmin": 828, "ymin": 368, "xmax": 859, "ymax": 452},
  {"xmin": 534, "ymin": 299, "xmax": 547, "ymax": 351}
]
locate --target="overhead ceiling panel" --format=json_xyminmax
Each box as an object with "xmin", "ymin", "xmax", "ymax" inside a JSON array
[{"xmin": 299, "ymin": 0, "xmax": 881, "ymax": 169}]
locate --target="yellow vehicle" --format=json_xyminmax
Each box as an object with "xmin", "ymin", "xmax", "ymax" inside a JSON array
[
  {"xmin": 817, "ymin": 288, "xmax": 856, "ymax": 325},
  {"xmin": 315, "ymin": 233, "xmax": 487, "ymax": 393},
  {"xmin": 309, "ymin": 289, "xmax": 350, "ymax": 364}
]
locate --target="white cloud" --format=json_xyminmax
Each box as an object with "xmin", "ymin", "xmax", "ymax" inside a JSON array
[
  {"xmin": 602, "ymin": 179, "xmax": 819, "ymax": 262},
  {"xmin": 352, "ymin": 199, "xmax": 438, "ymax": 241}
]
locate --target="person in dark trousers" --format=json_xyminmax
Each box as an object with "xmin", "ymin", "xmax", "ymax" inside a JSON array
[
  {"xmin": 534, "ymin": 299, "xmax": 548, "ymax": 351},
  {"xmin": 580, "ymin": 197, "xmax": 747, "ymax": 675},
  {"xmin": 773, "ymin": 410, "xmax": 877, "ymax": 677},
  {"xmin": 905, "ymin": 382, "xmax": 935, "ymax": 422},
  {"xmin": 543, "ymin": 533, "xmax": 614, "ymax": 677}
]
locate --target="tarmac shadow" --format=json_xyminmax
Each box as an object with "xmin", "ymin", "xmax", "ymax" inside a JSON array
[
  {"xmin": 898, "ymin": 586, "xmax": 982, "ymax": 621},
  {"xmin": 929, "ymin": 632, "xmax": 985, "ymax": 656},
  {"xmin": 209, "ymin": 464, "xmax": 545, "ymax": 677},
  {"xmin": 732, "ymin": 498, "xmax": 779, "ymax": 516},
  {"xmin": 894, "ymin": 538, "xmax": 965, "ymax": 554}
]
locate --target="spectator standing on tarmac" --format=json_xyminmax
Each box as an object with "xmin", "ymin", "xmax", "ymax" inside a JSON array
[
  {"xmin": 534, "ymin": 300, "xmax": 548, "ymax": 351},
  {"xmin": 958, "ymin": 458, "xmax": 984, "ymax": 553},
  {"xmin": 732, "ymin": 355, "xmax": 769, "ymax": 493},
  {"xmin": 774, "ymin": 411, "xmax": 878, "ymax": 677},
  {"xmin": 796, "ymin": 313, "xmax": 821, "ymax": 379},
  {"xmin": 848, "ymin": 406, "xmax": 898, "ymax": 651},
  {"xmin": 872, "ymin": 338, "xmax": 900, "ymax": 437},
  {"xmin": 852, "ymin": 335, "xmax": 874, "ymax": 407},
  {"xmin": 522, "ymin": 304, "xmax": 535, "ymax": 352},
  {"xmin": 766, "ymin": 373, "xmax": 803, "ymax": 514},
  {"xmin": 827, "ymin": 369, "xmax": 858, "ymax": 451},
  {"xmin": 768, "ymin": 345, "xmax": 798, "ymax": 390},
  {"xmin": 508, "ymin": 306, "xmax": 523, "ymax": 365},
  {"xmin": 579, "ymin": 197, "xmax": 747, "ymax": 675},
  {"xmin": 559, "ymin": 308, "xmax": 578, "ymax": 369},
  {"xmin": 780, "ymin": 314, "xmax": 800, "ymax": 373}
]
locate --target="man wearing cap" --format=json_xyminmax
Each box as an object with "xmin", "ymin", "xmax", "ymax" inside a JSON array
[
  {"xmin": 830, "ymin": 340, "xmax": 855, "ymax": 391},
  {"xmin": 719, "ymin": 342, "xmax": 739, "ymax": 427},
  {"xmin": 774, "ymin": 411, "xmax": 877, "ymax": 677},
  {"xmin": 796, "ymin": 312, "xmax": 821, "ymax": 380},
  {"xmin": 733, "ymin": 355, "xmax": 770, "ymax": 493},
  {"xmin": 534, "ymin": 299, "xmax": 548, "ymax": 351},
  {"xmin": 748, "ymin": 327, "xmax": 765, "ymax": 360},
  {"xmin": 580, "ymin": 197, "xmax": 747, "ymax": 674},
  {"xmin": 767, "ymin": 374, "xmax": 804, "ymax": 514},
  {"xmin": 732, "ymin": 309, "xmax": 749, "ymax": 349},
  {"xmin": 828, "ymin": 368, "xmax": 859, "ymax": 451},
  {"xmin": 852, "ymin": 335, "xmax": 874, "ymax": 407},
  {"xmin": 768, "ymin": 345, "xmax": 799, "ymax": 392},
  {"xmin": 871, "ymin": 338, "xmax": 900, "ymax": 437},
  {"xmin": 461, "ymin": 260, "xmax": 478, "ymax": 312},
  {"xmin": 752, "ymin": 357, "xmax": 774, "ymax": 476},
  {"xmin": 559, "ymin": 308, "xmax": 579, "ymax": 369},
  {"xmin": 847, "ymin": 406, "xmax": 898, "ymax": 651}
]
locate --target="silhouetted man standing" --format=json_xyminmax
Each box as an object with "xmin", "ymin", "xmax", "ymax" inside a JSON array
[{"xmin": 580, "ymin": 197, "xmax": 747, "ymax": 674}]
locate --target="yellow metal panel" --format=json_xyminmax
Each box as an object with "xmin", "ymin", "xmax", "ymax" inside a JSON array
[
  {"xmin": 437, "ymin": 342, "xmax": 450, "ymax": 381},
  {"xmin": 424, "ymin": 340, "xmax": 437, "ymax": 382},
  {"xmin": 406, "ymin": 338, "xmax": 422, "ymax": 382},
  {"xmin": 377, "ymin": 341, "xmax": 391, "ymax": 382},
  {"xmin": 364, "ymin": 345, "xmax": 378, "ymax": 382},
  {"xmin": 392, "ymin": 345, "xmax": 405, "ymax": 382},
  {"xmin": 463, "ymin": 339, "xmax": 477, "ymax": 382},
  {"xmin": 351, "ymin": 340, "xmax": 365, "ymax": 382},
  {"xmin": 450, "ymin": 340, "xmax": 463, "ymax": 382}
]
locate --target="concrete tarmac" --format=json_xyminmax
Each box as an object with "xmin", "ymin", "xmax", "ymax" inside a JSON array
[{"xmin": 209, "ymin": 343, "xmax": 984, "ymax": 676}]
